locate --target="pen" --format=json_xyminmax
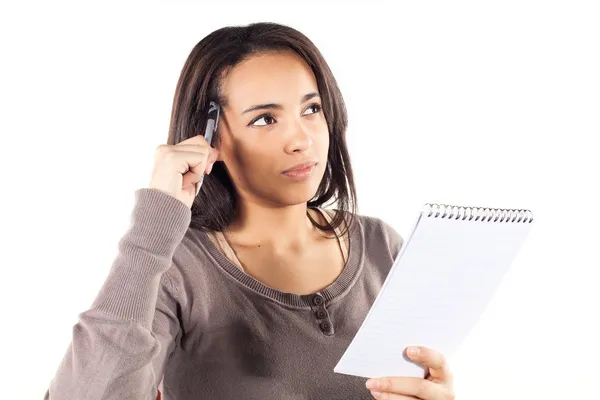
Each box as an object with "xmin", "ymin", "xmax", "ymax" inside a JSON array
[{"xmin": 196, "ymin": 101, "xmax": 221, "ymax": 196}]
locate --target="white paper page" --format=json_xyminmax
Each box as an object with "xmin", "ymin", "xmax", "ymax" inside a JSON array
[{"xmin": 334, "ymin": 211, "xmax": 534, "ymax": 378}]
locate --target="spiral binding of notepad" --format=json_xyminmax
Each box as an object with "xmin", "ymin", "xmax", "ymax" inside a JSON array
[{"xmin": 423, "ymin": 203, "xmax": 534, "ymax": 223}]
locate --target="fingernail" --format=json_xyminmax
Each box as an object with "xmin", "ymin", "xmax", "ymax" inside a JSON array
[
  {"xmin": 366, "ymin": 379, "xmax": 379, "ymax": 389},
  {"xmin": 206, "ymin": 163, "xmax": 213, "ymax": 174},
  {"xmin": 408, "ymin": 346, "xmax": 420, "ymax": 357},
  {"xmin": 370, "ymin": 391, "xmax": 382, "ymax": 399}
]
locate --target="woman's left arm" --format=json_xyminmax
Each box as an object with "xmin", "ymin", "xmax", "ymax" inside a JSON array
[{"xmin": 365, "ymin": 346, "xmax": 455, "ymax": 400}]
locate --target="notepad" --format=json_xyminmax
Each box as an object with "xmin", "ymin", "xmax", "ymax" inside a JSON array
[{"xmin": 334, "ymin": 203, "xmax": 535, "ymax": 378}]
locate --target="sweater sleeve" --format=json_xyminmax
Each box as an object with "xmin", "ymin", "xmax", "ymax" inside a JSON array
[{"xmin": 44, "ymin": 188, "xmax": 191, "ymax": 400}]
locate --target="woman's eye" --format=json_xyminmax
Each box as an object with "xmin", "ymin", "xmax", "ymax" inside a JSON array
[
  {"xmin": 304, "ymin": 103, "xmax": 322, "ymax": 115},
  {"xmin": 251, "ymin": 114, "xmax": 276, "ymax": 127},
  {"xmin": 249, "ymin": 103, "xmax": 322, "ymax": 127}
]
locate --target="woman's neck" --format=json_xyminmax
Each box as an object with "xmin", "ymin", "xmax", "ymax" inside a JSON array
[{"xmin": 225, "ymin": 200, "xmax": 320, "ymax": 252}]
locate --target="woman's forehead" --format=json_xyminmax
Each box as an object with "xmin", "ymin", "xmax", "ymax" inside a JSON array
[{"xmin": 222, "ymin": 52, "xmax": 319, "ymax": 113}]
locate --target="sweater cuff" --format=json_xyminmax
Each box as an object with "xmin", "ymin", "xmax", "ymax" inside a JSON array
[{"xmin": 127, "ymin": 188, "xmax": 192, "ymax": 257}]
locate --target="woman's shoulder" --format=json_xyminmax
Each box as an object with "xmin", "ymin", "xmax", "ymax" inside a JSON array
[
  {"xmin": 319, "ymin": 207, "xmax": 400, "ymax": 233},
  {"xmin": 319, "ymin": 208, "xmax": 404, "ymax": 258}
]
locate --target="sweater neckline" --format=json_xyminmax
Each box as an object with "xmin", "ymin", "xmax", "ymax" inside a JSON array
[{"xmin": 198, "ymin": 214, "xmax": 364, "ymax": 309}]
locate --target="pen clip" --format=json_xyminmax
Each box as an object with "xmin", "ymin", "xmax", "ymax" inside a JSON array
[{"xmin": 195, "ymin": 101, "xmax": 221, "ymax": 196}]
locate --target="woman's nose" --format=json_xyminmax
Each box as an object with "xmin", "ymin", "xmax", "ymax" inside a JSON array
[{"xmin": 285, "ymin": 122, "xmax": 313, "ymax": 154}]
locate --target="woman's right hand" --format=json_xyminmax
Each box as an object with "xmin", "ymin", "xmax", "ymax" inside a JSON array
[{"xmin": 148, "ymin": 135, "xmax": 219, "ymax": 209}]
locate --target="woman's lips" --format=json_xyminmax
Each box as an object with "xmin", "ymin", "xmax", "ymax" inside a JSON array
[{"xmin": 282, "ymin": 162, "xmax": 317, "ymax": 179}]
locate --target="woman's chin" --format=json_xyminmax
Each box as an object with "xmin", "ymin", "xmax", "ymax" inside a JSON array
[
  {"xmin": 274, "ymin": 183, "xmax": 322, "ymax": 206},
  {"xmin": 247, "ymin": 170, "xmax": 326, "ymax": 206}
]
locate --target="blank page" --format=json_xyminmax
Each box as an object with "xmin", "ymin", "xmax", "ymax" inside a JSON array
[{"xmin": 334, "ymin": 204, "xmax": 535, "ymax": 378}]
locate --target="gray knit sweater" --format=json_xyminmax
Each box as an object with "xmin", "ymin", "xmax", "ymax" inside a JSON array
[{"xmin": 44, "ymin": 188, "xmax": 403, "ymax": 399}]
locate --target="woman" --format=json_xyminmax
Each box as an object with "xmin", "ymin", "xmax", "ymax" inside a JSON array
[{"xmin": 45, "ymin": 22, "xmax": 455, "ymax": 400}]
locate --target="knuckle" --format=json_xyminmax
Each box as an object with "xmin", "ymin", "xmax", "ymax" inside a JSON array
[
  {"xmin": 378, "ymin": 378, "xmax": 391, "ymax": 391},
  {"xmin": 197, "ymin": 146, "xmax": 209, "ymax": 156},
  {"xmin": 163, "ymin": 150, "xmax": 177, "ymax": 162},
  {"xmin": 439, "ymin": 361, "xmax": 452, "ymax": 380},
  {"xmin": 438, "ymin": 351, "xmax": 448, "ymax": 363},
  {"xmin": 188, "ymin": 135, "xmax": 206, "ymax": 147},
  {"xmin": 415, "ymin": 380, "xmax": 429, "ymax": 398},
  {"xmin": 155, "ymin": 144, "xmax": 170, "ymax": 157},
  {"xmin": 444, "ymin": 388, "xmax": 456, "ymax": 400},
  {"xmin": 438, "ymin": 358, "xmax": 449, "ymax": 371}
]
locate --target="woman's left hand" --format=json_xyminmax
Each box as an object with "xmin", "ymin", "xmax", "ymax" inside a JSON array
[{"xmin": 365, "ymin": 346, "xmax": 455, "ymax": 399}]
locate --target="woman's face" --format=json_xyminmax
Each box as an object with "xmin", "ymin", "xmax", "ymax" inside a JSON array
[{"xmin": 216, "ymin": 51, "xmax": 329, "ymax": 207}]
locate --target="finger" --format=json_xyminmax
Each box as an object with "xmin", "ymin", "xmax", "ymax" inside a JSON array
[
  {"xmin": 171, "ymin": 145, "xmax": 214, "ymax": 174},
  {"xmin": 158, "ymin": 150, "xmax": 209, "ymax": 175},
  {"xmin": 168, "ymin": 144, "xmax": 212, "ymax": 154},
  {"xmin": 370, "ymin": 390, "xmax": 418, "ymax": 399},
  {"xmin": 176, "ymin": 134, "xmax": 209, "ymax": 146},
  {"xmin": 206, "ymin": 148, "xmax": 220, "ymax": 174},
  {"xmin": 367, "ymin": 377, "xmax": 443, "ymax": 400},
  {"xmin": 167, "ymin": 143, "xmax": 217, "ymax": 174},
  {"xmin": 406, "ymin": 347, "xmax": 452, "ymax": 384},
  {"xmin": 181, "ymin": 170, "xmax": 201, "ymax": 188}
]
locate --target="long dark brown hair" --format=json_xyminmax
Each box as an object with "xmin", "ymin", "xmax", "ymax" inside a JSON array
[{"xmin": 167, "ymin": 22, "xmax": 357, "ymax": 235}]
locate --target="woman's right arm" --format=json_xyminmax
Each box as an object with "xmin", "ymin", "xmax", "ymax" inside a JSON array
[
  {"xmin": 44, "ymin": 188, "xmax": 192, "ymax": 400},
  {"xmin": 44, "ymin": 134, "xmax": 218, "ymax": 399}
]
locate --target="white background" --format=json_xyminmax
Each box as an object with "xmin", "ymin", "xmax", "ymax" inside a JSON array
[{"xmin": 1, "ymin": 1, "xmax": 598, "ymax": 399}]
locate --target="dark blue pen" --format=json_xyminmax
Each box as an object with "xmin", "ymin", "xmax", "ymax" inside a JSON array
[{"xmin": 196, "ymin": 101, "xmax": 220, "ymax": 195}]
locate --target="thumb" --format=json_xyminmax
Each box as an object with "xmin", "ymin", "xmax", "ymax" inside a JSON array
[{"xmin": 206, "ymin": 148, "xmax": 220, "ymax": 174}]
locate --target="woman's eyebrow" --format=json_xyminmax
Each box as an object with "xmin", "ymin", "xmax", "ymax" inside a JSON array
[{"xmin": 242, "ymin": 92, "xmax": 320, "ymax": 115}]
